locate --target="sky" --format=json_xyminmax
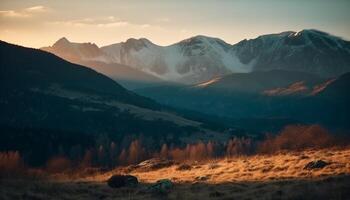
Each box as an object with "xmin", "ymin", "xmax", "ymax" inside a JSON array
[{"xmin": 0, "ymin": 0, "xmax": 349, "ymax": 48}]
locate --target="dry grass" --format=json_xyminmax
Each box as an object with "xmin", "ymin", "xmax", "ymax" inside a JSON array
[
  {"xmin": 1, "ymin": 148, "xmax": 350, "ymax": 199},
  {"xmin": 85, "ymin": 147, "xmax": 350, "ymax": 184}
]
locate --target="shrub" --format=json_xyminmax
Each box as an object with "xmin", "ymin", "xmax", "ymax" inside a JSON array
[
  {"xmin": 226, "ymin": 137, "xmax": 253, "ymax": 157},
  {"xmin": 258, "ymin": 125, "xmax": 334, "ymax": 154},
  {"xmin": 0, "ymin": 151, "xmax": 24, "ymax": 178},
  {"xmin": 46, "ymin": 156, "xmax": 71, "ymax": 173}
]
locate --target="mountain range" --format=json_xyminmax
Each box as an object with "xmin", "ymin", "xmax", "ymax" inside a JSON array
[
  {"xmin": 3, "ymin": 29, "xmax": 349, "ymax": 133},
  {"xmin": 42, "ymin": 29, "xmax": 350, "ymax": 86}
]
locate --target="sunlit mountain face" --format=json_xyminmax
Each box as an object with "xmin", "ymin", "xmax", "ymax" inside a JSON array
[
  {"xmin": 41, "ymin": 38, "xmax": 164, "ymax": 89},
  {"xmin": 1, "ymin": 1, "xmax": 350, "ymax": 199}
]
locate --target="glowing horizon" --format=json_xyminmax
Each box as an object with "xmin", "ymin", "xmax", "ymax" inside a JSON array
[{"xmin": 1, "ymin": 0, "xmax": 350, "ymax": 48}]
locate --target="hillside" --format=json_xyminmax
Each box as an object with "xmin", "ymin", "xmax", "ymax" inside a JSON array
[
  {"xmin": 0, "ymin": 41, "xmax": 224, "ymax": 166},
  {"xmin": 233, "ymin": 29, "xmax": 350, "ymax": 78},
  {"xmin": 1, "ymin": 41, "xmax": 157, "ymax": 109},
  {"xmin": 76, "ymin": 61, "xmax": 164, "ymax": 89},
  {"xmin": 1, "ymin": 148, "xmax": 349, "ymax": 199},
  {"xmin": 193, "ymin": 70, "xmax": 324, "ymax": 94},
  {"xmin": 41, "ymin": 38, "xmax": 164, "ymax": 89},
  {"xmin": 135, "ymin": 70, "xmax": 350, "ymax": 130}
]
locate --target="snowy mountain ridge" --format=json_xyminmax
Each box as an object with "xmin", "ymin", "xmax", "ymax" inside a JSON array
[
  {"xmin": 43, "ymin": 29, "xmax": 350, "ymax": 84},
  {"xmin": 102, "ymin": 35, "xmax": 255, "ymax": 83}
]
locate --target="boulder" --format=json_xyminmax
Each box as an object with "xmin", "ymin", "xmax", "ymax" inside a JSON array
[
  {"xmin": 137, "ymin": 158, "xmax": 174, "ymax": 171},
  {"xmin": 195, "ymin": 175, "xmax": 210, "ymax": 181},
  {"xmin": 148, "ymin": 179, "xmax": 173, "ymax": 194},
  {"xmin": 107, "ymin": 175, "xmax": 138, "ymax": 188},
  {"xmin": 304, "ymin": 160, "xmax": 329, "ymax": 170}
]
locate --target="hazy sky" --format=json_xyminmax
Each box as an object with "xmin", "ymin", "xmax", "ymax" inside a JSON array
[{"xmin": 1, "ymin": 0, "xmax": 349, "ymax": 48}]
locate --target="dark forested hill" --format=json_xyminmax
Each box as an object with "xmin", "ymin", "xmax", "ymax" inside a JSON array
[{"xmin": 0, "ymin": 41, "xmax": 221, "ymax": 166}]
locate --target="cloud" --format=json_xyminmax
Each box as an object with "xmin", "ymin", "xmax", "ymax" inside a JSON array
[
  {"xmin": 97, "ymin": 21, "xmax": 129, "ymax": 28},
  {"xmin": 0, "ymin": 10, "xmax": 28, "ymax": 18},
  {"xmin": 51, "ymin": 17, "xmax": 129, "ymax": 28},
  {"xmin": 51, "ymin": 16, "xmax": 154, "ymax": 29},
  {"xmin": 0, "ymin": 5, "xmax": 47, "ymax": 18},
  {"xmin": 24, "ymin": 6, "xmax": 46, "ymax": 13}
]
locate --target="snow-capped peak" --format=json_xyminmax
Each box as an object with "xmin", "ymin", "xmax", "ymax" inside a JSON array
[{"xmin": 101, "ymin": 35, "xmax": 251, "ymax": 83}]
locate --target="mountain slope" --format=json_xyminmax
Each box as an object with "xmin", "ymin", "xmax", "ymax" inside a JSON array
[
  {"xmin": 232, "ymin": 29, "xmax": 350, "ymax": 78},
  {"xmin": 1, "ymin": 41, "xmax": 157, "ymax": 109},
  {"xmin": 41, "ymin": 38, "xmax": 163, "ymax": 89},
  {"xmin": 75, "ymin": 60, "xmax": 164, "ymax": 89},
  {"xmin": 101, "ymin": 36, "xmax": 251, "ymax": 84},
  {"xmin": 41, "ymin": 37, "xmax": 111, "ymax": 63},
  {"xmin": 193, "ymin": 70, "xmax": 324, "ymax": 94},
  {"xmin": 0, "ymin": 41, "xmax": 218, "ymax": 140},
  {"xmin": 135, "ymin": 70, "xmax": 350, "ymax": 129}
]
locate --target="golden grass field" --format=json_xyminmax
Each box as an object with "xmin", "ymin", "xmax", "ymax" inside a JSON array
[{"xmin": 1, "ymin": 148, "xmax": 350, "ymax": 200}]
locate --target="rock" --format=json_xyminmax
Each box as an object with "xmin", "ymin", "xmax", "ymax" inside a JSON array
[
  {"xmin": 304, "ymin": 160, "xmax": 329, "ymax": 170},
  {"xmin": 176, "ymin": 164, "xmax": 192, "ymax": 171},
  {"xmin": 195, "ymin": 175, "xmax": 210, "ymax": 181},
  {"xmin": 148, "ymin": 179, "xmax": 173, "ymax": 194},
  {"xmin": 137, "ymin": 158, "xmax": 174, "ymax": 171},
  {"xmin": 107, "ymin": 175, "xmax": 138, "ymax": 188}
]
